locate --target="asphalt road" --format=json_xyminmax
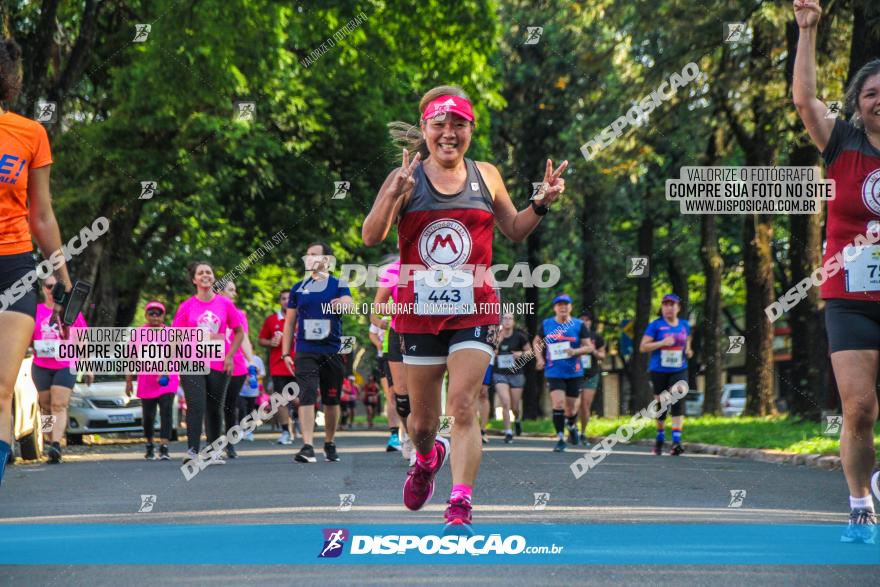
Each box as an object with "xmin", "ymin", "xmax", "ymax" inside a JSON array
[{"xmin": 0, "ymin": 428, "xmax": 875, "ymax": 585}]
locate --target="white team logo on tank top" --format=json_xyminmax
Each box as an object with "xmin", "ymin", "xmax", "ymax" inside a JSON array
[
  {"xmin": 418, "ymin": 219, "xmax": 472, "ymax": 268},
  {"xmin": 861, "ymin": 168, "xmax": 880, "ymax": 216}
]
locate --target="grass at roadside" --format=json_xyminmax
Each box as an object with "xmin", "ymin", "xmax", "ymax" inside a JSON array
[{"xmin": 487, "ymin": 415, "xmax": 880, "ymax": 456}]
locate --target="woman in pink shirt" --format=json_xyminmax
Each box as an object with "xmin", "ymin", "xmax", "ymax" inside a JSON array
[
  {"xmin": 218, "ymin": 280, "xmax": 256, "ymax": 459},
  {"xmin": 125, "ymin": 301, "xmax": 179, "ymax": 461},
  {"xmin": 31, "ymin": 276, "xmax": 90, "ymax": 464},
  {"xmin": 172, "ymin": 261, "xmax": 244, "ymax": 465}
]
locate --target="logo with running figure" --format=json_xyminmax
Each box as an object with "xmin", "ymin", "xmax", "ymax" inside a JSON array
[
  {"xmin": 318, "ymin": 528, "xmax": 348, "ymax": 558},
  {"xmin": 418, "ymin": 219, "xmax": 472, "ymax": 268},
  {"xmin": 861, "ymin": 169, "xmax": 880, "ymax": 216}
]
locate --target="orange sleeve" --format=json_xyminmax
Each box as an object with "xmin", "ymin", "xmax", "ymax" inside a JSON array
[{"xmin": 30, "ymin": 124, "xmax": 53, "ymax": 169}]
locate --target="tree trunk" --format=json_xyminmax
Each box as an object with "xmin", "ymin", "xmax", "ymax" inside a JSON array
[
  {"xmin": 699, "ymin": 130, "xmax": 724, "ymax": 414},
  {"xmin": 743, "ymin": 214, "xmax": 777, "ymax": 415},
  {"xmin": 785, "ymin": 147, "xmax": 826, "ymax": 420},
  {"xmin": 580, "ymin": 185, "xmax": 599, "ymax": 317},
  {"xmin": 701, "ymin": 213, "xmax": 723, "ymax": 414},
  {"xmin": 630, "ymin": 212, "xmax": 654, "ymax": 413},
  {"xmin": 847, "ymin": 1, "xmax": 880, "ymax": 89}
]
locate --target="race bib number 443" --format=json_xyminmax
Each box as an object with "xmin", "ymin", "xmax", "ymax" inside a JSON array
[{"xmin": 413, "ymin": 269, "xmax": 475, "ymax": 315}]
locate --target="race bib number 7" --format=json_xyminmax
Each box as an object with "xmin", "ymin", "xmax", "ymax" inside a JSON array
[
  {"xmin": 844, "ymin": 244, "xmax": 880, "ymax": 292},
  {"xmin": 413, "ymin": 269, "xmax": 475, "ymax": 315}
]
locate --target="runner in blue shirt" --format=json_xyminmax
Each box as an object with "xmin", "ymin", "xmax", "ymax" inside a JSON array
[
  {"xmin": 281, "ymin": 242, "xmax": 353, "ymax": 463},
  {"xmin": 639, "ymin": 293, "xmax": 692, "ymax": 456},
  {"xmin": 534, "ymin": 294, "xmax": 592, "ymax": 452}
]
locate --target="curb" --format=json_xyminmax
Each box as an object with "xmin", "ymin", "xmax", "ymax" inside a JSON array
[{"xmin": 487, "ymin": 430, "xmax": 842, "ymax": 471}]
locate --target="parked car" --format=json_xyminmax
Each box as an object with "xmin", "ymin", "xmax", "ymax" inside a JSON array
[
  {"xmin": 67, "ymin": 376, "xmax": 179, "ymax": 444},
  {"xmin": 684, "ymin": 390, "xmax": 704, "ymax": 417},
  {"xmin": 12, "ymin": 355, "xmax": 43, "ymax": 460},
  {"xmin": 721, "ymin": 383, "xmax": 747, "ymax": 417}
]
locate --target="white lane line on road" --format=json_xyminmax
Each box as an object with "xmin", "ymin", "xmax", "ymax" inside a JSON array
[{"xmin": 0, "ymin": 505, "xmax": 842, "ymax": 524}]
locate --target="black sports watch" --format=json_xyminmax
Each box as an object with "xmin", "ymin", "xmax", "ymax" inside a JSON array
[{"xmin": 531, "ymin": 201, "xmax": 549, "ymax": 216}]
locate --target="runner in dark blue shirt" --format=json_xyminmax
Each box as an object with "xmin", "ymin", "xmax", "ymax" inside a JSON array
[{"xmin": 281, "ymin": 242, "xmax": 353, "ymax": 463}]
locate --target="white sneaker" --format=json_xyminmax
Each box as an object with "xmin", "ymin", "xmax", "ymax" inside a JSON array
[
  {"xmin": 245, "ymin": 431, "xmax": 254, "ymax": 442},
  {"xmin": 401, "ymin": 430, "xmax": 414, "ymax": 462},
  {"xmin": 206, "ymin": 453, "xmax": 226, "ymax": 466},
  {"xmin": 182, "ymin": 448, "xmax": 199, "ymax": 464},
  {"xmin": 277, "ymin": 430, "xmax": 292, "ymax": 445}
]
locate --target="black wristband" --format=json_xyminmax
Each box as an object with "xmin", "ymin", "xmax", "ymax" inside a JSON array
[
  {"xmin": 531, "ymin": 201, "xmax": 549, "ymax": 216},
  {"xmin": 51, "ymin": 282, "xmax": 68, "ymax": 305}
]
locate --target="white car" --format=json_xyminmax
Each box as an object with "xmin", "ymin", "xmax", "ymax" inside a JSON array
[
  {"xmin": 67, "ymin": 376, "xmax": 179, "ymax": 444},
  {"xmin": 721, "ymin": 383, "xmax": 747, "ymax": 417},
  {"xmin": 13, "ymin": 355, "xmax": 43, "ymax": 461},
  {"xmin": 684, "ymin": 390, "xmax": 704, "ymax": 417}
]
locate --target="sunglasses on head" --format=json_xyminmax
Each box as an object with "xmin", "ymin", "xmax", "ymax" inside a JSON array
[{"xmin": 146, "ymin": 309, "xmax": 164, "ymax": 317}]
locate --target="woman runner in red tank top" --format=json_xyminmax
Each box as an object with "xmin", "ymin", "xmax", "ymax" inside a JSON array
[
  {"xmin": 363, "ymin": 85, "xmax": 567, "ymax": 533},
  {"xmin": 793, "ymin": 0, "xmax": 880, "ymax": 542}
]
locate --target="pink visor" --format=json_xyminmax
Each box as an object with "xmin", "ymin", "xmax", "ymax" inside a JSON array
[
  {"xmin": 145, "ymin": 301, "xmax": 166, "ymax": 314},
  {"xmin": 421, "ymin": 95, "xmax": 475, "ymax": 122}
]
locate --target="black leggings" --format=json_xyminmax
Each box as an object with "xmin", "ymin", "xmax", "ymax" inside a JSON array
[
  {"xmin": 180, "ymin": 370, "xmax": 230, "ymax": 451},
  {"xmin": 142, "ymin": 393, "xmax": 174, "ymax": 441},
  {"xmin": 239, "ymin": 395, "xmax": 258, "ymax": 418},
  {"xmin": 225, "ymin": 375, "xmax": 246, "ymax": 435}
]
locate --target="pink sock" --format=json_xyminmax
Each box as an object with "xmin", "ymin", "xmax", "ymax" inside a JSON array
[
  {"xmin": 416, "ymin": 445, "xmax": 437, "ymax": 468},
  {"xmin": 450, "ymin": 483, "xmax": 472, "ymax": 504}
]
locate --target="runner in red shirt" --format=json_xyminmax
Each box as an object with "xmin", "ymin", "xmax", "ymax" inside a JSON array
[
  {"xmin": 363, "ymin": 85, "xmax": 567, "ymax": 533},
  {"xmin": 258, "ymin": 289, "xmax": 296, "ymax": 444},
  {"xmin": 362, "ymin": 376, "xmax": 380, "ymax": 428},
  {"xmin": 793, "ymin": 0, "xmax": 879, "ymax": 542}
]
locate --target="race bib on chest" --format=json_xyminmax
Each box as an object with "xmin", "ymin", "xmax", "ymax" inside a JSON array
[
  {"xmin": 844, "ymin": 244, "xmax": 880, "ymax": 292},
  {"xmin": 34, "ymin": 340, "xmax": 59, "ymax": 358},
  {"xmin": 661, "ymin": 349, "xmax": 683, "ymax": 369},
  {"xmin": 547, "ymin": 342, "xmax": 570, "ymax": 362},
  {"xmin": 497, "ymin": 354, "xmax": 515, "ymax": 370},
  {"xmin": 413, "ymin": 269, "xmax": 475, "ymax": 315},
  {"xmin": 304, "ymin": 319, "xmax": 331, "ymax": 340}
]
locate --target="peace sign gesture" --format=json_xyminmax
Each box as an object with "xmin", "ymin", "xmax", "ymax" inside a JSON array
[
  {"xmin": 390, "ymin": 148, "xmax": 422, "ymax": 199},
  {"xmin": 535, "ymin": 159, "xmax": 568, "ymax": 205}
]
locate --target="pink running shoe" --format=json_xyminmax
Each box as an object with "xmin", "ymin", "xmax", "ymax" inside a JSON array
[
  {"xmin": 443, "ymin": 497, "xmax": 474, "ymax": 536},
  {"xmin": 403, "ymin": 435, "xmax": 449, "ymax": 511}
]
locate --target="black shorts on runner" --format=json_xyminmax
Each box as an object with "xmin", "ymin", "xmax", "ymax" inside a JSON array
[
  {"xmin": 271, "ymin": 374, "xmax": 298, "ymax": 406},
  {"xmin": 385, "ymin": 328, "xmax": 403, "ymax": 362},
  {"xmin": 0, "ymin": 251, "xmax": 38, "ymax": 318},
  {"xmin": 650, "ymin": 369, "xmax": 688, "ymax": 418},
  {"xmin": 32, "ymin": 363, "xmax": 77, "ymax": 390},
  {"xmin": 547, "ymin": 377, "xmax": 583, "ymax": 398},
  {"xmin": 825, "ymin": 298, "xmax": 880, "ymax": 353},
  {"xmin": 376, "ymin": 356, "xmax": 388, "ymax": 379},
  {"xmin": 294, "ymin": 352, "xmax": 344, "ymax": 406},
  {"xmin": 400, "ymin": 325, "xmax": 497, "ymax": 366}
]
